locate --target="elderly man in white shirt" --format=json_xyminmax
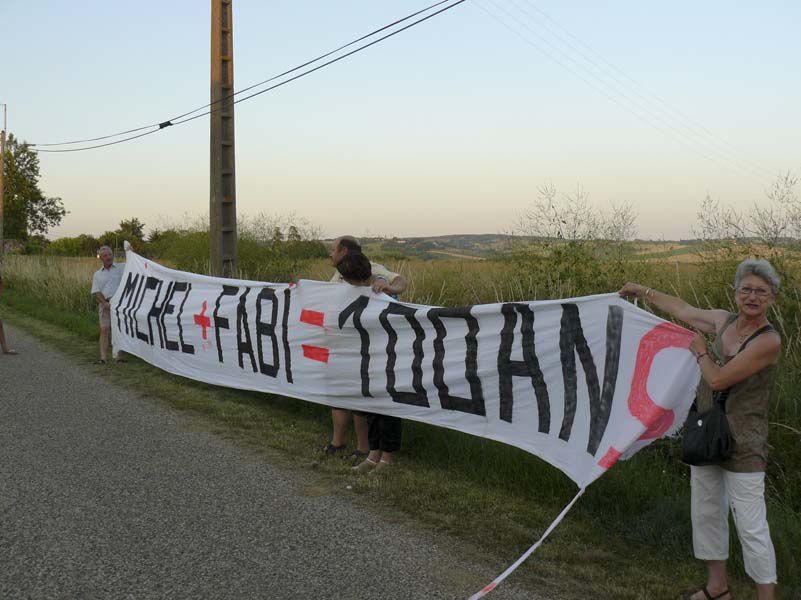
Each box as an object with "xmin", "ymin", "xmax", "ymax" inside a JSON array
[{"xmin": 91, "ymin": 245, "xmax": 124, "ymax": 364}]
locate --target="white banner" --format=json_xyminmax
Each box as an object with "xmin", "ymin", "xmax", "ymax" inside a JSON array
[{"xmin": 111, "ymin": 249, "xmax": 699, "ymax": 487}]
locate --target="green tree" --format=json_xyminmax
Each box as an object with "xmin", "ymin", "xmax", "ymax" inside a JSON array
[
  {"xmin": 97, "ymin": 218, "xmax": 146, "ymax": 252},
  {"xmin": 117, "ymin": 217, "xmax": 146, "ymax": 243},
  {"xmin": 2, "ymin": 133, "xmax": 66, "ymax": 240},
  {"xmin": 287, "ymin": 225, "xmax": 302, "ymax": 241}
]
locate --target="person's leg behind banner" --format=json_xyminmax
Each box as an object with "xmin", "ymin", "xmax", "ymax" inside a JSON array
[
  {"xmin": 324, "ymin": 408, "xmax": 350, "ymax": 455},
  {"xmin": 353, "ymin": 412, "xmax": 370, "ymax": 457},
  {"xmin": 353, "ymin": 412, "xmax": 382, "ymax": 472},
  {"xmin": 354, "ymin": 413, "xmax": 401, "ymax": 473},
  {"xmin": 373, "ymin": 415, "xmax": 401, "ymax": 472}
]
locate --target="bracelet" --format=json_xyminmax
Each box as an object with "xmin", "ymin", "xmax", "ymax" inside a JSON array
[{"xmin": 695, "ymin": 352, "xmax": 708, "ymax": 363}]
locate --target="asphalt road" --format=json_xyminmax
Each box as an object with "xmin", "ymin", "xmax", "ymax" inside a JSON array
[{"xmin": 0, "ymin": 324, "xmax": 540, "ymax": 600}]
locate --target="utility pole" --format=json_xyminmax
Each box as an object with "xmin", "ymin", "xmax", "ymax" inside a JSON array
[
  {"xmin": 0, "ymin": 103, "xmax": 6, "ymax": 262},
  {"xmin": 209, "ymin": 0, "xmax": 237, "ymax": 277}
]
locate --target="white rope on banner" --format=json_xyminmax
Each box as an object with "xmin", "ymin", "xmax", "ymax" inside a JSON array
[{"xmin": 467, "ymin": 487, "xmax": 586, "ymax": 599}]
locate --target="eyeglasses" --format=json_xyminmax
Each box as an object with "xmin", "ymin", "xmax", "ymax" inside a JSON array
[{"xmin": 737, "ymin": 286, "xmax": 772, "ymax": 298}]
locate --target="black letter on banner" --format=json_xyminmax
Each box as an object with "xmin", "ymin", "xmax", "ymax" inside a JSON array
[
  {"xmin": 338, "ymin": 295, "xmax": 372, "ymax": 397},
  {"xmin": 282, "ymin": 288, "xmax": 293, "ymax": 383},
  {"xmin": 237, "ymin": 288, "xmax": 257, "ymax": 372},
  {"xmin": 559, "ymin": 304, "xmax": 623, "ymax": 455},
  {"xmin": 256, "ymin": 287, "xmax": 279, "ymax": 377},
  {"xmin": 126, "ymin": 275, "xmax": 146, "ymax": 337},
  {"xmin": 137, "ymin": 277, "xmax": 161, "ymax": 343},
  {"xmin": 427, "ymin": 307, "xmax": 485, "ymax": 416},
  {"xmin": 160, "ymin": 283, "xmax": 181, "ymax": 351},
  {"xmin": 115, "ymin": 273, "xmax": 140, "ymax": 335},
  {"xmin": 148, "ymin": 281, "xmax": 173, "ymax": 348},
  {"xmin": 213, "ymin": 285, "xmax": 239, "ymax": 363},
  {"xmin": 175, "ymin": 282, "xmax": 195, "ymax": 355},
  {"xmin": 132, "ymin": 276, "xmax": 153, "ymax": 343},
  {"xmin": 497, "ymin": 303, "xmax": 550, "ymax": 430},
  {"xmin": 379, "ymin": 303, "xmax": 429, "ymax": 407}
]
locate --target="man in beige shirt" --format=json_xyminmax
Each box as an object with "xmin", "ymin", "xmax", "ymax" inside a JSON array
[
  {"xmin": 323, "ymin": 235, "xmax": 407, "ymax": 461},
  {"xmin": 328, "ymin": 236, "xmax": 406, "ymax": 295}
]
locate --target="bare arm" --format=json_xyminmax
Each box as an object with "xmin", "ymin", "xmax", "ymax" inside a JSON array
[
  {"xmin": 691, "ymin": 331, "xmax": 780, "ymax": 390},
  {"xmin": 94, "ymin": 292, "xmax": 109, "ymax": 305},
  {"xmin": 618, "ymin": 282, "xmax": 729, "ymax": 334},
  {"xmin": 372, "ymin": 275, "xmax": 407, "ymax": 296}
]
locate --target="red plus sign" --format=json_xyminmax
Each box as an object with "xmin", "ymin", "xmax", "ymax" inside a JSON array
[{"xmin": 194, "ymin": 300, "xmax": 212, "ymax": 340}]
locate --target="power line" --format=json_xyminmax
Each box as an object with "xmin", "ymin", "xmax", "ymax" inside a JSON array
[
  {"xmin": 166, "ymin": 0, "xmax": 458, "ymax": 126},
  {"xmin": 481, "ymin": 0, "xmax": 769, "ymax": 184},
  {"xmin": 518, "ymin": 0, "xmax": 776, "ymax": 179},
  {"xmin": 35, "ymin": 0, "xmax": 467, "ymax": 153},
  {"xmin": 31, "ymin": 128, "xmax": 164, "ymax": 153},
  {"xmin": 31, "ymin": 0, "xmax": 457, "ymax": 149},
  {"xmin": 474, "ymin": 0, "xmax": 770, "ymax": 186},
  {"xmin": 173, "ymin": 0, "xmax": 468, "ymax": 127},
  {"xmin": 511, "ymin": 0, "xmax": 776, "ymax": 180}
]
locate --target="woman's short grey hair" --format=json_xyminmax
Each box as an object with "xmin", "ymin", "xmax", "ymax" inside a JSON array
[{"xmin": 734, "ymin": 258, "xmax": 780, "ymax": 293}]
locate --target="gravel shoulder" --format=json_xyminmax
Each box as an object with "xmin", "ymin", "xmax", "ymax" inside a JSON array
[{"xmin": 0, "ymin": 323, "xmax": 541, "ymax": 600}]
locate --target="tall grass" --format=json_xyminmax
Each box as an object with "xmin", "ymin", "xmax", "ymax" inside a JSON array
[{"xmin": 4, "ymin": 247, "xmax": 800, "ymax": 593}]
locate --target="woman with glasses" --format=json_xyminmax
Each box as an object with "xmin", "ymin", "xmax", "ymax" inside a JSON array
[{"xmin": 619, "ymin": 258, "xmax": 781, "ymax": 600}]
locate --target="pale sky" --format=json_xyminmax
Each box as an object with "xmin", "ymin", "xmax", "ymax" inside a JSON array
[{"xmin": 3, "ymin": 1, "xmax": 799, "ymax": 241}]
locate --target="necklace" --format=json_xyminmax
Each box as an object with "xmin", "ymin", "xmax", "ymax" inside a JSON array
[{"xmin": 735, "ymin": 320, "xmax": 764, "ymax": 344}]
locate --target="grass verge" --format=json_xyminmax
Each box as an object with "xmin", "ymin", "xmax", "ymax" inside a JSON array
[{"xmin": 4, "ymin": 288, "xmax": 799, "ymax": 599}]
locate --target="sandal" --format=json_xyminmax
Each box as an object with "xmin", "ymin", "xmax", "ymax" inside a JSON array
[
  {"xmin": 321, "ymin": 443, "xmax": 347, "ymax": 456},
  {"xmin": 684, "ymin": 586, "xmax": 731, "ymax": 600},
  {"xmin": 94, "ymin": 359, "xmax": 107, "ymax": 365},
  {"xmin": 352, "ymin": 458, "xmax": 378, "ymax": 473},
  {"xmin": 368, "ymin": 459, "xmax": 393, "ymax": 475},
  {"xmin": 2, "ymin": 349, "xmax": 18, "ymax": 355},
  {"xmin": 345, "ymin": 449, "xmax": 369, "ymax": 463}
]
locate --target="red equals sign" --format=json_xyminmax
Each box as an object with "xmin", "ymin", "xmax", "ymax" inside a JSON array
[
  {"xmin": 300, "ymin": 309, "xmax": 325, "ymax": 327},
  {"xmin": 300, "ymin": 309, "xmax": 329, "ymax": 363}
]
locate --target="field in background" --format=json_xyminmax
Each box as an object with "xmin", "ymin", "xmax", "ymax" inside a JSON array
[{"xmin": 3, "ymin": 242, "xmax": 800, "ymax": 598}]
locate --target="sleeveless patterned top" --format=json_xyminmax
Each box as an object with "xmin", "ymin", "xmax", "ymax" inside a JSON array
[{"xmin": 695, "ymin": 313, "xmax": 778, "ymax": 472}]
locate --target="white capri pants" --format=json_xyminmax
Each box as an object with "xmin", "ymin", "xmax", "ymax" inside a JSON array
[{"xmin": 690, "ymin": 465, "xmax": 777, "ymax": 584}]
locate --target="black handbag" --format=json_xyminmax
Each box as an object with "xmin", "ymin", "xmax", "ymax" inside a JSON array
[
  {"xmin": 681, "ymin": 390, "xmax": 732, "ymax": 466},
  {"xmin": 681, "ymin": 324, "xmax": 774, "ymax": 466}
]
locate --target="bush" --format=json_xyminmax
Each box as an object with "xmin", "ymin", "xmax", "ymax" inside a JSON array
[
  {"xmin": 48, "ymin": 234, "xmax": 100, "ymax": 257},
  {"xmin": 144, "ymin": 214, "xmax": 328, "ymax": 281}
]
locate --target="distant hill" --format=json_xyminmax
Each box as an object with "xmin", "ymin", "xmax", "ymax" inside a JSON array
[
  {"xmin": 324, "ymin": 234, "xmax": 706, "ymax": 261},
  {"xmin": 323, "ymin": 234, "xmax": 535, "ymax": 260},
  {"xmin": 372, "ymin": 234, "xmax": 528, "ymax": 260}
]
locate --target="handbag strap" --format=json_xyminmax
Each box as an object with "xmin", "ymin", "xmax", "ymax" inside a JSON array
[
  {"xmin": 715, "ymin": 323, "xmax": 775, "ymax": 409},
  {"xmin": 740, "ymin": 324, "xmax": 775, "ymax": 349}
]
